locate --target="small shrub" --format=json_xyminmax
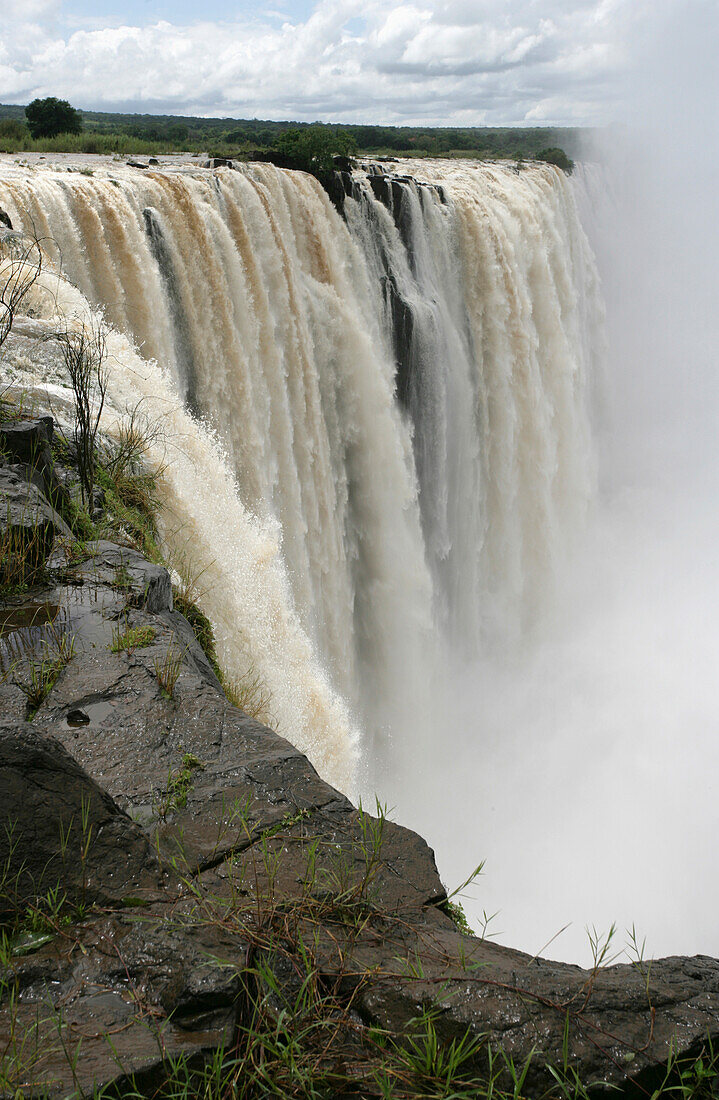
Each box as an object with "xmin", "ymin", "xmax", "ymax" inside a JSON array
[
  {"xmin": 95, "ymin": 406, "xmax": 164, "ymax": 560},
  {"xmin": 53, "ymin": 319, "xmax": 108, "ymax": 511},
  {"xmin": 112, "ymin": 564, "xmax": 133, "ymax": 589},
  {"xmin": 0, "ymin": 517, "xmax": 50, "ymax": 596},
  {"xmin": 536, "ymin": 147, "xmax": 574, "ymax": 174},
  {"xmin": 0, "ymin": 233, "xmax": 43, "ymax": 352}
]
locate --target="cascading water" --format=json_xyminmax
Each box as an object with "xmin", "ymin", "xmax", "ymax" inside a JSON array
[
  {"xmin": 0, "ymin": 154, "xmax": 606, "ymax": 956},
  {"xmin": 343, "ymin": 160, "xmax": 602, "ymax": 651},
  {"xmin": 0, "ymin": 162, "xmax": 437, "ymax": 748},
  {"xmin": 0, "ymin": 156, "xmax": 598, "ymax": 717}
]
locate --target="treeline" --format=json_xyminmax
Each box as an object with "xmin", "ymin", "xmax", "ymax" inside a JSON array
[{"xmin": 0, "ymin": 102, "xmax": 578, "ymax": 166}]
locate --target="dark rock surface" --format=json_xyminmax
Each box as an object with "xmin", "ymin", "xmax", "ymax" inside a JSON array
[
  {"xmin": 1, "ymin": 413, "xmax": 718, "ymax": 1097},
  {"xmin": 0, "ymin": 466, "xmax": 70, "ymax": 575},
  {"xmin": 0, "ymin": 721, "xmax": 165, "ymax": 913},
  {"xmin": 0, "ymin": 415, "xmax": 54, "ymax": 469}
]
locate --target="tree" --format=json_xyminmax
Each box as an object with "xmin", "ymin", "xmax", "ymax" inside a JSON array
[
  {"xmin": 535, "ymin": 147, "xmax": 574, "ymax": 174},
  {"xmin": 25, "ymin": 98, "xmax": 82, "ymax": 139},
  {"xmin": 274, "ymin": 126, "xmax": 357, "ymax": 176}
]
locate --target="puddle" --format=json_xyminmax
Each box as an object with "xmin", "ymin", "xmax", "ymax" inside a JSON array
[
  {"xmin": 0, "ymin": 585, "xmax": 115, "ymax": 677},
  {"xmin": 61, "ymin": 698, "xmax": 116, "ymax": 729},
  {"xmin": 0, "ymin": 602, "xmax": 60, "ymax": 637},
  {"xmin": 0, "ymin": 597, "xmax": 73, "ymax": 678}
]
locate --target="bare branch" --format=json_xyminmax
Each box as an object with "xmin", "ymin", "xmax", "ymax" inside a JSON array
[
  {"xmin": 53, "ymin": 319, "xmax": 109, "ymax": 510},
  {"xmin": 0, "ymin": 232, "xmax": 44, "ymax": 351}
]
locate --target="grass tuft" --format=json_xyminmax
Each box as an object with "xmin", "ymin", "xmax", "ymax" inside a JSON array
[
  {"xmin": 109, "ymin": 622, "xmax": 156, "ymax": 654},
  {"xmin": 153, "ymin": 640, "xmax": 184, "ymax": 699}
]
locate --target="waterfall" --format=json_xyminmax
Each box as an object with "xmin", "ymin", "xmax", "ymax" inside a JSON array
[
  {"xmin": 0, "ymin": 157, "xmax": 601, "ymax": 794},
  {"xmin": 344, "ymin": 160, "xmax": 602, "ymax": 650}
]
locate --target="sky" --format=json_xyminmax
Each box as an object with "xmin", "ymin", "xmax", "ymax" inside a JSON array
[{"xmin": 1, "ymin": 0, "xmax": 652, "ymax": 126}]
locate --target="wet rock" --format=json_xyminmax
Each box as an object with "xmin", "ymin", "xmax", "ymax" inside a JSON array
[
  {"xmin": 0, "ymin": 467, "xmax": 68, "ymax": 576},
  {"xmin": 75, "ymin": 540, "xmax": 173, "ymax": 613},
  {"xmin": 0, "ymin": 205, "xmax": 12, "ymax": 229},
  {"xmin": 127, "ymin": 160, "xmax": 149, "ymax": 169},
  {"xmin": 0, "ymin": 908, "xmax": 237, "ymax": 1098},
  {"xmin": 349, "ymin": 917, "xmax": 719, "ymax": 1095},
  {"xmin": 0, "ymin": 415, "xmax": 54, "ymax": 469},
  {"xmin": 204, "ymin": 157, "xmax": 234, "ymax": 169},
  {"xmin": 0, "ymin": 721, "xmax": 165, "ymax": 914}
]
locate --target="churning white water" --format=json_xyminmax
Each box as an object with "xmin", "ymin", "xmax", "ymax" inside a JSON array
[
  {"xmin": 2, "ymin": 137, "xmax": 714, "ymax": 965},
  {"xmin": 1, "ymin": 264, "xmax": 359, "ymax": 794}
]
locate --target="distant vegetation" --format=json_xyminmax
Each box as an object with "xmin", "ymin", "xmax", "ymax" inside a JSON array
[{"xmin": 0, "ymin": 101, "xmax": 577, "ymax": 172}]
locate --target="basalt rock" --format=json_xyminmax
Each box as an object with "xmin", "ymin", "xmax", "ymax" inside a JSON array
[
  {"xmin": 0, "ymin": 466, "xmax": 70, "ymax": 576},
  {"xmin": 0, "ymin": 721, "xmax": 165, "ymax": 914},
  {"xmin": 0, "ymin": 415, "xmax": 54, "ymax": 469}
]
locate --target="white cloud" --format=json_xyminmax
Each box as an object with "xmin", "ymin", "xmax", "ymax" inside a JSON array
[{"xmin": 0, "ymin": 0, "xmax": 643, "ymax": 125}]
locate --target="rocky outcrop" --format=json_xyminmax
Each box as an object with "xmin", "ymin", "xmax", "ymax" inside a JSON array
[{"xmin": 1, "ymin": 413, "xmax": 718, "ymax": 1097}]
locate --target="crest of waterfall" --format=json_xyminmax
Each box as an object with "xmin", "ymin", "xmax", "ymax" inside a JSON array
[{"xmin": 0, "ymin": 156, "xmax": 602, "ymax": 784}]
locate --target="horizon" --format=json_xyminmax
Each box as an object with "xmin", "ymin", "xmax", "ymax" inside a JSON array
[{"xmin": 0, "ymin": 101, "xmax": 584, "ymax": 131}]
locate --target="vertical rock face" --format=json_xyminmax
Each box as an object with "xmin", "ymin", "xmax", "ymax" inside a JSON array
[{"xmin": 1, "ymin": 414, "xmax": 718, "ymax": 1098}]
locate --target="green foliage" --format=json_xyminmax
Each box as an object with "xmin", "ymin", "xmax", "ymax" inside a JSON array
[
  {"xmin": 153, "ymin": 640, "xmax": 184, "ymax": 698},
  {"xmin": 441, "ymin": 898, "xmax": 474, "ymax": 935},
  {"xmin": 220, "ymin": 665, "xmax": 273, "ymax": 724},
  {"xmin": 109, "ymin": 622, "xmax": 156, "ymax": 654},
  {"xmin": 273, "ymin": 125, "xmax": 357, "ymax": 175},
  {"xmin": 0, "ymin": 102, "xmax": 580, "ymax": 163},
  {"xmin": 536, "ymin": 147, "xmax": 574, "ymax": 174},
  {"xmin": 154, "ymin": 751, "xmax": 204, "ymax": 819},
  {"xmin": 172, "ymin": 585, "xmax": 273, "ymax": 724},
  {"xmin": 5, "ymin": 628, "xmax": 75, "ymax": 719},
  {"xmin": 25, "ymin": 97, "xmax": 82, "ymax": 139},
  {"xmin": 0, "ymin": 119, "xmax": 27, "ymax": 142},
  {"xmin": 173, "ymin": 591, "xmax": 220, "ymax": 673},
  {"xmin": 0, "ymin": 519, "xmax": 49, "ymax": 597}
]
